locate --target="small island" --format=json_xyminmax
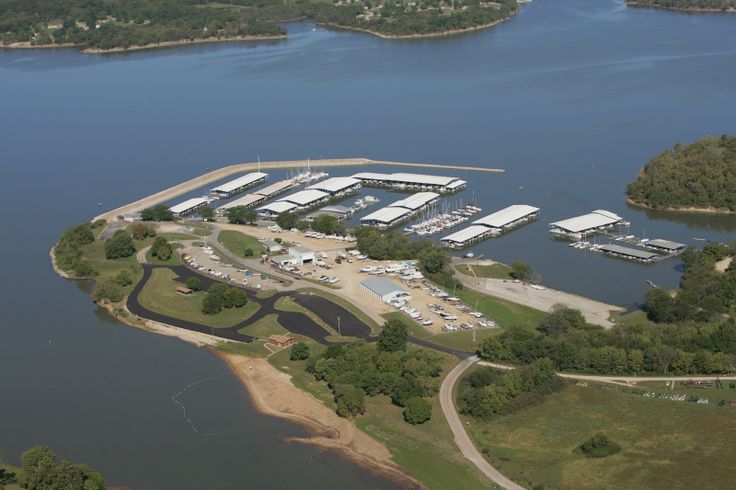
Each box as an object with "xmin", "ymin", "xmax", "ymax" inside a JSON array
[
  {"xmin": 626, "ymin": 0, "xmax": 736, "ymax": 12},
  {"xmin": 0, "ymin": 0, "xmax": 519, "ymax": 52},
  {"xmin": 627, "ymin": 135, "xmax": 736, "ymax": 213}
]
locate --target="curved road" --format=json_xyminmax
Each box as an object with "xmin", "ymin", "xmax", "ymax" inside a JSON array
[{"xmin": 439, "ymin": 355, "xmax": 525, "ymax": 490}]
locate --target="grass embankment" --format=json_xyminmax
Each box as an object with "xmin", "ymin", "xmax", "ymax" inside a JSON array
[
  {"xmin": 218, "ymin": 229, "xmax": 263, "ymax": 257},
  {"xmin": 462, "ymin": 377, "xmax": 736, "ymax": 489},
  {"xmin": 138, "ymin": 268, "xmax": 258, "ymax": 328},
  {"xmin": 455, "ymin": 263, "xmax": 514, "ymax": 280},
  {"xmin": 237, "ymin": 313, "xmax": 287, "ymax": 338},
  {"xmin": 214, "ymin": 339, "xmax": 271, "ymax": 357},
  {"xmin": 455, "ymin": 288, "xmax": 545, "ymax": 330},
  {"xmin": 267, "ymin": 345, "xmax": 494, "ymax": 489}
]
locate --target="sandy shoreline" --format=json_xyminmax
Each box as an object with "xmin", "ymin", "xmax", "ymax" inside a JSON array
[
  {"xmin": 626, "ymin": 195, "xmax": 736, "ymax": 215},
  {"xmin": 50, "ymin": 246, "xmax": 421, "ymax": 487}
]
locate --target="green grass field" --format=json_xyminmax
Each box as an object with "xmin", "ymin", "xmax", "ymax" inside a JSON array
[
  {"xmin": 237, "ymin": 314, "xmax": 287, "ymax": 338},
  {"xmin": 138, "ymin": 268, "xmax": 258, "ymax": 328},
  {"xmin": 218, "ymin": 229, "xmax": 263, "ymax": 257},
  {"xmin": 420, "ymin": 328, "xmax": 499, "ymax": 352},
  {"xmin": 463, "ymin": 378, "xmax": 736, "ymax": 489},
  {"xmin": 213, "ymin": 340, "xmax": 270, "ymax": 357},
  {"xmin": 455, "ymin": 263, "xmax": 514, "ymax": 280},
  {"xmin": 455, "ymin": 287, "xmax": 545, "ymax": 330},
  {"xmin": 268, "ymin": 343, "xmax": 336, "ymax": 408}
]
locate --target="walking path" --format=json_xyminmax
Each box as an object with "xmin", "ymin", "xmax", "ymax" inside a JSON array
[{"xmin": 93, "ymin": 157, "xmax": 504, "ymax": 222}]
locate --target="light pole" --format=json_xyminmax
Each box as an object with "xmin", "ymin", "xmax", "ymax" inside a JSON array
[{"xmin": 337, "ymin": 316, "xmax": 341, "ymax": 337}]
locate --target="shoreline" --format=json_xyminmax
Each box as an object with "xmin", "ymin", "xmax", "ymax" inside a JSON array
[
  {"xmin": 626, "ymin": 195, "xmax": 736, "ymax": 215},
  {"xmin": 626, "ymin": 2, "xmax": 736, "ymax": 13},
  {"xmin": 321, "ymin": 10, "xmax": 518, "ymax": 40},
  {"xmin": 49, "ymin": 249, "xmax": 421, "ymax": 488},
  {"xmin": 2, "ymin": 35, "xmax": 287, "ymax": 54}
]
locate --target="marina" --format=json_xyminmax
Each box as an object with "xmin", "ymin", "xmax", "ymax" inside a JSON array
[
  {"xmin": 440, "ymin": 204, "xmax": 540, "ymax": 249},
  {"xmin": 210, "ymin": 172, "xmax": 268, "ymax": 199},
  {"xmin": 360, "ymin": 192, "xmax": 440, "ymax": 229},
  {"xmin": 548, "ymin": 209, "xmax": 629, "ymax": 240},
  {"xmin": 404, "ymin": 203, "xmax": 482, "ymax": 236},
  {"xmin": 169, "ymin": 196, "xmax": 211, "ymax": 217},
  {"xmin": 351, "ymin": 171, "xmax": 466, "ymax": 194}
]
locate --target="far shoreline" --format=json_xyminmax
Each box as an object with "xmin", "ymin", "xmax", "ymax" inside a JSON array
[
  {"xmin": 626, "ymin": 195, "xmax": 736, "ymax": 215},
  {"xmin": 626, "ymin": 1, "xmax": 736, "ymax": 13}
]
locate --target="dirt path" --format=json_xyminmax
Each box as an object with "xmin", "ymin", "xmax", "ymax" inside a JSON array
[{"xmin": 218, "ymin": 352, "xmax": 422, "ymax": 489}]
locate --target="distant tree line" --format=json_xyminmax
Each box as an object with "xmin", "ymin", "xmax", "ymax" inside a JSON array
[
  {"xmin": 478, "ymin": 305, "xmax": 736, "ymax": 375},
  {"xmin": 627, "ymin": 0, "xmax": 736, "ymax": 11},
  {"xmin": 0, "ymin": 0, "xmax": 518, "ymax": 49},
  {"xmin": 457, "ymin": 358, "xmax": 564, "ymax": 418},
  {"xmin": 307, "ymin": 319, "xmax": 439, "ymax": 424},
  {"xmin": 627, "ymin": 135, "xmax": 736, "ymax": 211}
]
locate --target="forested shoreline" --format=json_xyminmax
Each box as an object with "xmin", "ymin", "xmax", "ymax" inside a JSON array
[
  {"xmin": 0, "ymin": 0, "xmax": 518, "ymax": 51},
  {"xmin": 627, "ymin": 0, "xmax": 736, "ymax": 11},
  {"xmin": 627, "ymin": 135, "xmax": 736, "ymax": 213}
]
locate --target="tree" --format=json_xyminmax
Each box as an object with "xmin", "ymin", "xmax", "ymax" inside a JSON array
[
  {"xmin": 312, "ymin": 214, "xmax": 342, "ymax": 235},
  {"xmin": 223, "ymin": 287, "xmax": 247, "ymax": 308},
  {"xmin": 244, "ymin": 208, "xmax": 258, "ymax": 224},
  {"xmin": 574, "ymin": 433, "xmax": 621, "ymax": 458},
  {"xmin": 186, "ymin": 276, "xmax": 202, "ymax": 291},
  {"xmin": 419, "ymin": 248, "xmax": 450, "ymax": 274},
  {"xmin": 538, "ymin": 305, "xmax": 586, "ymax": 337},
  {"xmin": 510, "ymin": 260, "xmax": 532, "ymax": 281},
  {"xmin": 20, "ymin": 445, "xmax": 104, "ymax": 490},
  {"xmin": 290, "ymin": 342, "xmax": 311, "ymax": 360},
  {"xmin": 378, "ymin": 319, "xmax": 408, "ymax": 352},
  {"xmin": 93, "ymin": 278, "xmax": 124, "ymax": 303},
  {"xmin": 202, "ymin": 291, "xmax": 224, "ymax": 314},
  {"xmin": 335, "ymin": 384, "xmax": 365, "ymax": 417},
  {"xmin": 141, "ymin": 204, "xmax": 173, "ymax": 222},
  {"xmin": 21, "ymin": 445, "xmax": 57, "ymax": 490},
  {"xmin": 226, "ymin": 206, "xmax": 248, "ymax": 225},
  {"xmin": 403, "ymin": 397, "xmax": 432, "ymax": 424},
  {"xmin": 151, "ymin": 236, "xmax": 173, "ymax": 261},
  {"xmin": 244, "ymin": 248, "xmax": 254, "ymax": 257},
  {"xmin": 0, "ymin": 468, "xmax": 16, "ymax": 487},
  {"xmin": 104, "ymin": 230, "xmax": 135, "ymax": 259},
  {"xmin": 199, "ymin": 205, "xmax": 214, "ymax": 221},
  {"xmin": 73, "ymin": 261, "xmax": 98, "ymax": 278},
  {"xmin": 130, "ymin": 223, "xmax": 155, "ymax": 240},
  {"xmin": 297, "ymin": 220, "xmax": 310, "ymax": 232},
  {"xmin": 114, "ymin": 269, "xmax": 133, "ymax": 287},
  {"xmin": 642, "ymin": 288, "xmax": 677, "ymax": 323},
  {"xmin": 276, "ymin": 211, "xmax": 298, "ymax": 230}
]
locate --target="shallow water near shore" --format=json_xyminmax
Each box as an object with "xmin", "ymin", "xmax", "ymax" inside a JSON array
[{"xmin": 1, "ymin": 0, "xmax": 735, "ymax": 487}]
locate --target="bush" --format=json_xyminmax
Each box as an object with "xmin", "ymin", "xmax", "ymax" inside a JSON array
[
  {"xmin": 575, "ymin": 433, "xmax": 622, "ymax": 458},
  {"xmin": 151, "ymin": 237, "xmax": 172, "ymax": 261},
  {"xmin": 130, "ymin": 223, "xmax": 156, "ymax": 240},
  {"xmin": 378, "ymin": 319, "xmax": 408, "ymax": 352},
  {"xmin": 244, "ymin": 248, "xmax": 254, "ymax": 257},
  {"xmin": 202, "ymin": 291, "xmax": 224, "ymax": 315},
  {"xmin": 113, "ymin": 270, "xmax": 133, "ymax": 287},
  {"xmin": 186, "ymin": 276, "xmax": 202, "ymax": 291},
  {"xmin": 290, "ymin": 342, "xmax": 310, "ymax": 361},
  {"xmin": 73, "ymin": 261, "xmax": 98, "ymax": 278},
  {"xmin": 93, "ymin": 279, "xmax": 124, "ymax": 303},
  {"xmin": 403, "ymin": 397, "xmax": 432, "ymax": 424},
  {"xmin": 104, "ymin": 230, "xmax": 135, "ymax": 259},
  {"xmin": 335, "ymin": 384, "xmax": 365, "ymax": 417},
  {"xmin": 223, "ymin": 287, "xmax": 247, "ymax": 308}
]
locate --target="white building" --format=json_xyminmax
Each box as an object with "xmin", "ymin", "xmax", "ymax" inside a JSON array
[
  {"xmin": 351, "ymin": 172, "xmax": 466, "ymax": 193},
  {"xmin": 169, "ymin": 197, "xmax": 210, "ymax": 217},
  {"xmin": 257, "ymin": 201, "xmax": 298, "ymax": 217},
  {"xmin": 549, "ymin": 209, "xmax": 627, "ymax": 239},
  {"xmin": 288, "ymin": 246, "xmax": 315, "ymax": 264},
  {"xmin": 307, "ymin": 177, "xmax": 361, "ymax": 196},
  {"xmin": 210, "ymin": 172, "xmax": 268, "ymax": 199},
  {"xmin": 361, "ymin": 277, "xmax": 412, "ymax": 304}
]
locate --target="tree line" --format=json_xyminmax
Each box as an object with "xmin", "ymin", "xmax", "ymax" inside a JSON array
[
  {"xmin": 53, "ymin": 220, "xmax": 104, "ymax": 277},
  {"xmin": 627, "ymin": 0, "xmax": 736, "ymax": 10},
  {"xmin": 307, "ymin": 319, "xmax": 438, "ymax": 424},
  {"xmin": 0, "ymin": 0, "xmax": 518, "ymax": 49},
  {"xmin": 1, "ymin": 445, "xmax": 104, "ymax": 490},
  {"xmin": 478, "ymin": 305, "xmax": 736, "ymax": 375},
  {"xmin": 627, "ymin": 135, "xmax": 736, "ymax": 211}
]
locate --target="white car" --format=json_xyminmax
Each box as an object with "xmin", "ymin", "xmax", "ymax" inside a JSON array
[
  {"xmin": 421, "ymin": 319, "xmax": 433, "ymax": 326},
  {"xmin": 470, "ymin": 311, "xmax": 483, "ymax": 318}
]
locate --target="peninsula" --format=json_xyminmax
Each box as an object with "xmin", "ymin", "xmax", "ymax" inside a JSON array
[
  {"xmin": 626, "ymin": 0, "xmax": 736, "ymax": 12},
  {"xmin": 627, "ymin": 135, "xmax": 736, "ymax": 213},
  {"xmin": 0, "ymin": 0, "xmax": 519, "ymax": 52}
]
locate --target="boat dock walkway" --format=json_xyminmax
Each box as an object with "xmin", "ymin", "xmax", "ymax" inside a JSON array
[{"xmin": 94, "ymin": 158, "xmax": 504, "ymax": 222}]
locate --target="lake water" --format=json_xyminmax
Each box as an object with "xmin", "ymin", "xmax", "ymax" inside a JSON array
[{"xmin": 1, "ymin": 0, "xmax": 735, "ymax": 486}]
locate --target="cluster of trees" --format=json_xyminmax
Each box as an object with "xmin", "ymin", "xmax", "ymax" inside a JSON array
[
  {"xmin": 627, "ymin": 0, "xmax": 736, "ymax": 10},
  {"xmin": 202, "ymin": 283, "xmax": 247, "ymax": 314},
  {"xmin": 141, "ymin": 204, "xmax": 173, "ymax": 222},
  {"xmin": 151, "ymin": 236, "xmax": 173, "ymax": 261},
  {"xmin": 308, "ymin": 319, "xmax": 439, "ymax": 423},
  {"xmin": 186, "ymin": 276, "xmax": 202, "ymax": 291},
  {"xmin": 311, "ymin": 215, "xmax": 343, "ymax": 235},
  {"xmin": 290, "ymin": 342, "xmax": 310, "ymax": 360},
  {"xmin": 574, "ymin": 433, "xmax": 622, "ymax": 458},
  {"xmin": 93, "ymin": 269, "xmax": 134, "ymax": 303},
  {"xmin": 130, "ymin": 223, "xmax": 156, "ymax": 240},
  {"xmin": 226, "ymin": 206, "xmax": 257, "ymax": 225},
  {"xmin": 353, "ymin": 226, "xmax": 459, "ymax": 288},
  {"xmin": 456, "ymin": 358, "xmax": 564, "ymax": 418},
  {"xmin": 104, "ymin": 229, "xmax": 136, "ymax": 259},
  {"xmin": 275, "ymin": 211, "xmax": 299, "ymax": 231},
  {"xmin": 54, "ymin": 221, "xmax": 99, "ymax": 277},
  {"xmin": 478, "ymin": 305, "xmax": 736, "ymax": 375},
  {"xmin": 627, "ymin": 135, "xmax": 736, "ymax": 211},
  {"xmin": 643, "ymin": 243, "xmax": 736, "ymax": 323},
  {"xmin": 1, "ymin": 0, "xmax": 519, "ymax": 50},
  {"xmin": 8, "ymin": 445, "xmax": 104, "ymax": 490}
]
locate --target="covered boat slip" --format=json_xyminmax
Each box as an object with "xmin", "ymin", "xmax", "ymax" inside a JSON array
[
  {"xmin": 548, "ymin": 209, "xmax": 627, "ymax": 239},
  {"xmin": 210, "ymin": 172, "xmax": 268, "ymax": 198},
  {"xmin": 360, "ymin": 191, "xmax": 440, "ymax": 229},
  {"xmin": 441, "ymin": 204, "xmax": 540, "ymax": 248},
  {"xmin": 169, "ymin": 197, "xmax": 210, "ymax": 217},
  {"xmin": 306, "ymin": 177, "xmax": 361, "ymax": 195},
  {"xmin": 351, "ymin": 171, "xmax": 466, "ymax": 193},
  {"xmin": 597, "ymin": 244, "xmax": 660, "ymax": 263}
]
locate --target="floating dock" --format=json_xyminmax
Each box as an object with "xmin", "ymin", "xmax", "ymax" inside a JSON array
[
  {"xmin": 549, "ymin": 209, "xmax": 628, "ymax": 240},
  {"xmin": 361, "ymin": 192, "xmax": 440, "ymax": 229},
  {"xmin": 210, "ymin": 172, "xmax": 268, "ymax": 199},
  {"xmin": 351, "ymin": 172, "xmax": 466, "ymax": 194},
  {"xmin": 169, "ymin": 197, "xmax": 210, "ymax": 217},
  {"xmin": 597, "ymin": 244, "xmax": 659, "ymax": 263},
  {"xmin": 441, "ymin": 204, "xmax": 540, "ymax": 249}
]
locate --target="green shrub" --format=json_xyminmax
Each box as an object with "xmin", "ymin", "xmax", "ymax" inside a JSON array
[
  {"xmin": 403, "ymin": 397, "xmax": 432, "ymax": 424},
  {"xmin": 290, "ymin": 342, "xmax": 310, "ymax": 361},
  {"xmin": 575, "ymin": 433, "xmax": 622, "ymax": 458}
]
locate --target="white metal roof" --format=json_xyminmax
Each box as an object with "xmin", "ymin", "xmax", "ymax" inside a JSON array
[
  {"xmin": 441, "ymin": 225, "xmax": 491, "ymax": 244},
  {"xmin": 362, "ymin": 277, "xmax": 407, "ymax": 297},
  {"xmin": 307, "ymin": 177, "xmax": 360, "ymax": 193},
  {"xmin": 446, "ymin": 180, "xmax": 467, "ymax": 190},
  {"xmin": 352, "ymin": 172, "xmax": 462, "ymax": 187},
  {"xmin": 255, "ymin": 180, "xmax": 295, "ymax": 198},
  {"xmin": 278, "ymin": 189, "xmax": 329, "ymax": 206},
  {"xmin": 361, "ymin": 206, "xmax": 412, "ymax": 224},
  {"xmin": 389, "ymin": 192, "xmax": 440, "ymax": 210},
  {"xmin": 257, "ymin": 201, "xmax": 298, "ymax": 214},
  {"xmin": 646, "ymin": 239, "xmax": 686, "ymax": 251},
  {"xmin": 549, "ymin": 209, "xmax": 624, "ymax": 233},
  {"xmin": 599, "ymin": 244, "xmax": 658, "ymax": 260},
  {"xmin": 169, "ymin": 197, "xmax": 209, "ymax": 214},
  {"xmin": 473, "ymin": 205, "xmax": 540, "ymax": 228},
  {"xmin": 211, "ymin": 172, "xmax": 267, "ymax": 194},
  {"xmin": 217, "ymin": 194, "xmax": 266, "ymax": 211}
]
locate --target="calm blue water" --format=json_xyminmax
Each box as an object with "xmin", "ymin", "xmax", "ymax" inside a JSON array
[{"xmin": 1, "ymin": 0, "xmax": 735, "ymax": 487}]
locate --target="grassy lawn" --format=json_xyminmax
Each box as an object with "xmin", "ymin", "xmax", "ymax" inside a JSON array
[
  {"xmin": 218, "ymin": 229, "xmax": 263, "ymax": 257},
  {"xmin": 237, "ymin": 314, "xmax": 287, "ymax": 338},
  {"xmin": 138, "ymin": 268, "xmax": 259, "ymax": 328},
  {"xmin": 298, "ymin": 288, "xmax": 381, "ymax": 333},
  {"xmin": 213, "ymin": 340, "xmax": 270, "ymax": 357},
  {"xmin": 455, "ymin": 263, "xmax": 514, "ymax": 280},
  {"xmin": 455, "ymin": 287, "xmax": 545, "ymax": 330},
  {"xmin": 462, "ymin": 378, "xmax": 736, "ymax": 490},
  {"xmin": 76, "ymin": 238, "xmax": 143, "ymax": 296},
  {"xmin": 421, "ymin": 328, "xmax": 499, "ymax": 352},
  {"xmin": 267, "ymin": 343, "xmax": 336, "ymax": 408}
]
